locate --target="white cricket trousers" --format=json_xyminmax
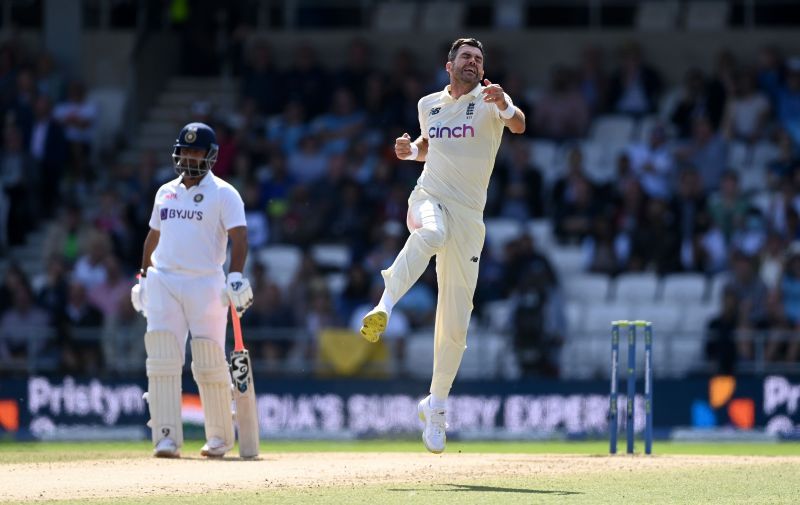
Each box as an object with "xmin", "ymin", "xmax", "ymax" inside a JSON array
[
  {"xmin": 144, "ymin": 268, "xmax": 228, "ymax": 357},
  {"xmin": 382, "ymin": 187, "xmax": 485, "ymax": 399}
]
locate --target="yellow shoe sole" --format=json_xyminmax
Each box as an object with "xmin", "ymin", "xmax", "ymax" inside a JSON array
[{"xmin": 360, "ymin": 310, "xmax": 387, "ymax": 343}]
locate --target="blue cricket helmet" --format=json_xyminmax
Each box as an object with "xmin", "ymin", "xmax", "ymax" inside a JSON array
[{"xmin": 172, "ymin": 122, "xmax": 219, "ymax": 177}]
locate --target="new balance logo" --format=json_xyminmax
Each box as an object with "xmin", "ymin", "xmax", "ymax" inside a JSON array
[
  {"xmin": 429, "ymin": 107, "xmax": 441, "ymax": 116},
  {"xmin": 470, "ymin": 256, "xmax": 479, "ymax": 263}
]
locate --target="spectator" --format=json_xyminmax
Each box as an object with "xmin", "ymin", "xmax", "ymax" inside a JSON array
[
  {"xmin": 731, "ymin": 208, "xmax": 767, "ymax": 257},
  {"xmin": 671, "ymin": 168, "xmax": 708, "ymax": 242},
  {"xmin": 681, "ymin": 209, "xmax": 728, "ymax": 275},
  {"xmin": 583, "ymin": 215, "xmax": 626, "ymax": 275},
  {"xmin": 502, "ymin": 234, "xmax": 558, "ymax": 297},
  {"xmin": 629, "ymin": 198, "xmax": 682, "ymax": 273},
  {"xmin": 577, "ymin": 45, "xmax": 608, "ymax": 116},
  {"xmin": 334, "ymin": 38, "xmax": 374, "ymax": 104},
  {"xmin": 10, "ymin": 69, "xmax": 37, "ymax": 146},
  {"xmin": 0, "ymin": 126, "xmax": 36, "ymax": 245},
  {"xmin": 326, "ymin": 179, "xmax": 369, "ymax": 246},
  {"xmin": 608, "ymin": 41, "xmax": 662, "ymax": 116},
  {"xmin": 670, "ymin": 68, "xmax": 716, "ymax": 139},
  {"xmin": 626, "ymin": 123, "xmax": 675, "ymax": 199},
  {"xmin": 708, "ymin": 171, "xmax": 750, "ymax": 244},
  {"xmin": 244, "ymin": 282, "xmax": 296, "ymax": 364},
  {"xmin": 242, "ymin": 182, "xmax": 269, "ymax": 249},
  {"xmin": 86, "ymin": 255, "xmax": 133, "ymax": 322},
  {"xmin": 774, "ymin": 247, "xmax": 800, "ymax": 362},
  {"xmin": 533, "ymin": 66, "xmax": 589, "ymax": 140},
  {"xmin": 53, "ymin": 81, "xmax": 97, "ymax": 184},
  {"xmin": 267, "ymin": 101, "xmax": 309, "ymax": 157},
  {"xmin": 674, "ymin": 116, "xmax": 728, "ymax": 191},
  {"xmin": 777, "ymin": 57, "xmax": 800, "ymax": 148},
  {"xmin": 35, "ymin": 255, "xmax": 70, "ymax": 325},
  {"xmin": 35, "ymin": 52, "xmax": 64, "ymax": 103},
  {"xmin": 552, "ymin": 148, "xmax": 600, "ymax": 243},
  {"xmin": 240, "ymin": 41, "xmax": 284, "ymax": 117},
  {"xmin": 258, "ymin": 154, "xmax": 295, "ymax": 240},
  {"xmin": 72, "ymin": 230, "xmax": 111, "ymax": 289},
  {"xmin": 284, "ymin": 44, "xmax": 330, "ymax": 119},
  {"xmin": 0, "ymin": 282, "xmax": 51, "ymax": 371},
  {"xmin": 491, "ymin": 138, "xmax": 544, "ymax": 219},
  {"xmin": 311, "ymin": 88, "xmax": 366, "ymax": 156},
  {"xmin": 760, "ymin": 232, "xmax": 788, "ymax": 290},
  {"xmin": 29, "ymin": 95, "xmax": 67, "ymax": 218},
  {"xmin": 722, "ymin": 69, "xmax": 771, "ymax": 143},
  {"xmin": 706, "ymin": 287, "xmax": 740, "ymax": 374},
  {"xmin": 60, "ymin": 281, "xmax": 103, "ymax": 374},
  {"xmin": 756, "ymin": 45, "xmax": 785, "ymax": 108},
  {"xmin": 287, "ymin": 135, "xmax": 328, "ymax": 184},
  {"xmin": 725, "ymin": 252, "xmax": 770, "ymax": 360},
  {"xmin": 767, "ymin": 129, "xmax": 799, "ymax": 183}
]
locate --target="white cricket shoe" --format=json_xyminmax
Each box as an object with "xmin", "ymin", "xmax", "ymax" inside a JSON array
[
  {"xmin": 360, "ymin": 307, "xmax": 388, "ymax": 343},
  {"xmin": 418, "ymin": 395, "xmax": 447, "ymax": 454},
  {"xmin": 200, "ymin": 437, "xmax": 231, "ymax": 458},
  {"xmin": 154, "ymin": 438, "xmax": 179, "ymax": 458}
]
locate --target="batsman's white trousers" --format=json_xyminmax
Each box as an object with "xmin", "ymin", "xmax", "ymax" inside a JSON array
[
  {"xmin": 144, "ymin": 268, "xmax": 228, "ymax": 356},
  {"xmin": 382, "ymin": 187, "xmax": 485, "ymax": 399}
]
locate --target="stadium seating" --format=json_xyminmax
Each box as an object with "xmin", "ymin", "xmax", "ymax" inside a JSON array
[
  {"xmin": 661, "ymin": 273, "xmax": 708, "ymax": 304},
  {"xmin": 562, "ymin": 273, "xmax": 611, "ymax": 303},
  {"xmin": 635, "ymin": 1, "xmax": 680, "ymax": 31},
  {"xmin": 311, "ymin": 244, "xmax": 352, "ymax": 271},
  {"xmin": 611, "ymin": 272, "xmax": 660, "ymax": 304},
  {"xmin": 258, "ymin": 245, "xmax": 302, "ymax": 291},
  {"xmin": 372, "ymin": 2, "xmax": 416, "ymax": 31},
  {"xmin": 685, "ymin": 1, "xmax": 729, "ymax": 31},
  {"xmin": 484, "ymin": 218, "xmax": 524, "ymax": 257},
  {"xmin": 549, "ymin": 246, "xmax": 585, "ymax": 276}
]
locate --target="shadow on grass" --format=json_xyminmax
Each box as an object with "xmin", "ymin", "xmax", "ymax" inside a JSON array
[{"xmin": 389, "ymin": 483, "xmax": 582, "ymax": 495}]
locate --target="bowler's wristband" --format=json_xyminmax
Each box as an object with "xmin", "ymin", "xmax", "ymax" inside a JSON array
[
  {"xmin": 402, "ymin": 143, "xmax": 419, "ymax": 161},
  {"xmin": 498, "ymin": 102, "xmax": 517, "ymax": 119}
]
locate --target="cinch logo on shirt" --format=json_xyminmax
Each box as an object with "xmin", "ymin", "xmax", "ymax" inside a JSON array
[
  {"xmin": 428, "ymin": 123, "xmax": 475, "ymax": 139},
  {"xmin": 160, "ymin": 208, "xmax": 204, "ymax": 221}
]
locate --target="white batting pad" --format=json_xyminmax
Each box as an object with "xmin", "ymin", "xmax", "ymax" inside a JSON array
[
  {"xmin": 144, "ymin": 331, "xmax": 183, "ymax": 448},
  {"xmin": 190, "ymin": 338, "xmax": 235, "ymax": 452}
]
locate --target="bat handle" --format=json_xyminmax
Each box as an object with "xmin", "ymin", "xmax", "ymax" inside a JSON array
[{"xmin": 230, "ymin": 302, "xmax": 245, "ymax": 352}]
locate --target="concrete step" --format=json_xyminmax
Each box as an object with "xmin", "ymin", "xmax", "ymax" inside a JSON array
[
  {"xmin": 147, "ymin": 108, "xmax": 188, "ymax": 122},
  {"xmin": 140, "ymin": 121, "xmax": 181, "ymax": 137},
  {"xmin": 158, "ymin": 91, "xmax": 237, "ymax": 108},
  {"xmin": 167, "ymin": 77, "xmax": 239, "ymax": 93}
]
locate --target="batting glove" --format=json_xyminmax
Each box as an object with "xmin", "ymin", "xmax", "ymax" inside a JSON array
[
  {"xmin": 226, "ymin": 272, "xmax": 253, "ymax": 317},
  {"xmin": 131, "ymin": 275, "xmax": 146, "ymax": 316}
]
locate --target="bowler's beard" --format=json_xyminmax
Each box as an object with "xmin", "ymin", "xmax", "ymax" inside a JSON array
[{"xmin": 455, "ymin": 64, "xmax": 480, "ymax": 86}]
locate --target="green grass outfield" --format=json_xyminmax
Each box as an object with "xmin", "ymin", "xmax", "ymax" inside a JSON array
[
  {"xmin": 2, "ymin": 439, "xmax": 800, "ymax": 463},
  {"xmin": 2, "ymin": 440, "xmax": 800, "ymax": 505}
]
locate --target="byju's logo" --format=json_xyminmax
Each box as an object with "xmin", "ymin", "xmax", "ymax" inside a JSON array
[
  {"xmin": 429, "ymin": 107, "xmax": 441, "ymax": 116},
  {"xmin": 428, "ymin": 123, "xmax": 475, "ymax": 139},
  {"xmin": 160, "ymin": 208, "xmax": 204, "ymax": 221}
]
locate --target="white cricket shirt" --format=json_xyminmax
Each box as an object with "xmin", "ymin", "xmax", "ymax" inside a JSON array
[
  {"xmin": 148, "ymin": 171, "xmax": 246, "ymax": 275},
  {"xmin": 416, "ymin": 83, "xmax": 508, "ymax": 212}
]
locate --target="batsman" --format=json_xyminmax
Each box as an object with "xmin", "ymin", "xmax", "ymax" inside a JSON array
[{"xmin": 131, "ymin": 122, "xmax": 255, "ymax": 458}]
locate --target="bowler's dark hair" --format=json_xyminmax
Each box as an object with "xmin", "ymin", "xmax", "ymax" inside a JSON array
[{"xmin": 447, "ymin": 38, "xmax": 484, "ymax": 62}]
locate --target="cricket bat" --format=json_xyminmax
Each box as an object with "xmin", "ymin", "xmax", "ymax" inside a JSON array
[{"xmin": 229, "ymin": 303, "xmax": 260, "ymax": 458}]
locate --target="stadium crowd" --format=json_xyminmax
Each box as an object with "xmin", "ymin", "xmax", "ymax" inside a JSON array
[{"xmin": 2, "ymin": 34, "xmax": 800, "ymax": 378}]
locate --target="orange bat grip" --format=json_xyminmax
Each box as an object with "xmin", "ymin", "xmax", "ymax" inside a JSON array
[{"xmin": 230, "ymin": 302, "xmax": 245, "ymax": 352}]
